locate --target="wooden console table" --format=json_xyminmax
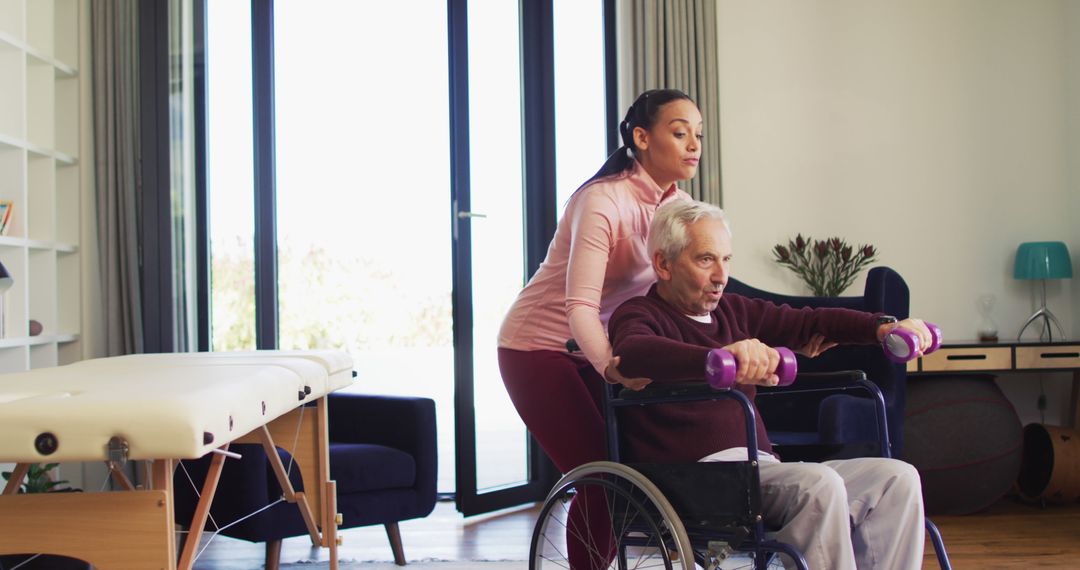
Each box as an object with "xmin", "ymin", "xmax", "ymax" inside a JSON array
[{"xmin": 907, "ymin": 339, "xmax": 1080, "ymax": 427}]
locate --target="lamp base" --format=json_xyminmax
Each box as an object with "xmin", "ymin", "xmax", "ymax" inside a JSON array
[{"xmin": 1017, "ymin": 306, "xmax": 1067, "ymax": 342}]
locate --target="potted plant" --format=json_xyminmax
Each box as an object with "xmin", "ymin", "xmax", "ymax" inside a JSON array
[
  {"xmin": 773, "ymin": 234, "xmax": 877, "ymax": 297},
  {"xmin": 0, "ymin": 464, "xmax": 90, "ymax": 569}
]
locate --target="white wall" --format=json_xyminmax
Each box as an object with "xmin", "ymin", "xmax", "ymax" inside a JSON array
[
  {"xmin": 717, "ymin": 0, "xmax": 1074, "ymax": 336},
  {"xmin": 1069, "ymin": 2, "xmax": 1080, "ymax": 340},
  {"xmin": 715, "ymin": 1, "xmax": 1077, "ymax": 424}
]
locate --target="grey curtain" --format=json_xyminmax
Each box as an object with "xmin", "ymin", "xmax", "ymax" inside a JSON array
[
  {"xmin": 627, "ymin": 0, "xmax": 722, "ymax": 205},
  {"xmin": 91, "ymin": 0, "xmax": 144, "ymax": 356}
]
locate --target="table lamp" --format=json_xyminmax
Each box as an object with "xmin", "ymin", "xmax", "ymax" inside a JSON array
[
  {"xmin": 1014, "ymin": 241, "xmax": 1073, "ymax": 341},
  {"xmin": 0, "ymin": 260, "xmax": 11, "ymax": 338}
]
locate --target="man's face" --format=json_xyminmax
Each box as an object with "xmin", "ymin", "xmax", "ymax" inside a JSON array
[{"xmin": 655, "ymin": 218, "xmax": 732, "ymax": 316}]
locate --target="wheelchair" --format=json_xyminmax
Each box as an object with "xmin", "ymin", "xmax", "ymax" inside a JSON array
[{"xmin": 528, "ymin": 368, "xmax": 953, "ymax": 569}]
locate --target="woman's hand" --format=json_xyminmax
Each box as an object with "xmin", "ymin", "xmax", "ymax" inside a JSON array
[
  {"xmin": 722, "ymin": 339, "xmax": 781, "ymax": 386},
  {"xmin": 604, "ymin": 356, "xmax": 652, "ymax": 391},
  {"xmin": 796, "ymin": 333, "xmax": 837, "ymax": 358}
]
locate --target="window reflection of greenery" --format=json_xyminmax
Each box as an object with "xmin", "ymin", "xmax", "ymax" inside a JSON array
[{"xmin": 211, "ymin": 235, "xmax": 453, "ymax": 352}]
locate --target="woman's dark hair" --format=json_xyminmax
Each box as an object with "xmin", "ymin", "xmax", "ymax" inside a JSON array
[{"xmin": 575, "ymin": 89, "xmax": 694, "ymax": 192}]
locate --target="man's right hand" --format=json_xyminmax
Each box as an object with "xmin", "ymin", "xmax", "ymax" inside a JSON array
[
  {"xmin": 604, "ymin": 356, "xmax": 652, "ymax": 391},
  {"xmin": 722, "ymin": 339, "xmax": 781, "ymax": 386}
]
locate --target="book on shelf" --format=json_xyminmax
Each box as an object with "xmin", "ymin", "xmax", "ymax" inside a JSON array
[{"xmin": 0, "ymin": 201, "xmax": 11, "ymax": 236}]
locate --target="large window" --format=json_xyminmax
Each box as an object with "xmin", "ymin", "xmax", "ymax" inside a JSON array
[
  {"xmin": 206, "ymin": 0, "xmax": 256, "ymax": 351},
  {"xmin": 467, "ymin": 0, "xmax": 528, "ymax": 491},
  {"xmin": 553, "ymin": 0, "xmax": 607, "ymax": 210},
  {"xmin": 271, "ymin": 0, "xmax": 456, "ymax": 491},
  {"xmin": 197, "ymin": 0, "xmax": 611, "ymax": 508}
]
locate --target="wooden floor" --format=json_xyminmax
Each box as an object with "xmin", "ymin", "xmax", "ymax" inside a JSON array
[
  {"xmin": 923, "ymin": 498, "xmax": 1080, "ymax": 568},
  {"xmin": 194, "ymin": 496, "xmax": 1080, "ymax": 569}
]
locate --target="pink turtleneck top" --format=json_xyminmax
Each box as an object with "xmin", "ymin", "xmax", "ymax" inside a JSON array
[{"xmin": 498, "ymin": 160, "xmax": 691, "ymax": 375}]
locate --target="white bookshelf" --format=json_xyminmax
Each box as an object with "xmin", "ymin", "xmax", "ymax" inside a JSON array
[{"xmin": 0, "ymin": 0, "xmax": 81, "ymax": 373}]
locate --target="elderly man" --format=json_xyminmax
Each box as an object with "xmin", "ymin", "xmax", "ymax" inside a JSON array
[{"xmin": 608, "ymin": 199, "xmax": 928, "ymax": 570}]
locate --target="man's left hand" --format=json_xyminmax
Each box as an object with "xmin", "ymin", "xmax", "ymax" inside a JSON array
[{"xmin": 878, "ymin": 318, "xmax": 934, "ymax": 354}]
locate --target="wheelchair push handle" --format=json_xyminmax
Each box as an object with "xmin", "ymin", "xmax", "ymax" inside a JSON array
[
  {"xmin": 706, "ymin": 346, "xmax": 798, "ymax": 390},
  {"xmin": 883, "ymin": 321, "xmax": 943, "ymax": 363}
]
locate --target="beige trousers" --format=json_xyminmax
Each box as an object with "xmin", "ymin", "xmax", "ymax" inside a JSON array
[{"xmin": 752, "ymin": 457, "xmax": 925, "ymax": 569}]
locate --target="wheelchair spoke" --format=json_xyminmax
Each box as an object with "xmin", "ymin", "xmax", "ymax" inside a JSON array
[
  {"xmin": 545, "ymin": 493, "xmax": 616, "ymax": 568},
  {"xmin": 571, "ymin": 495, "xmax": 618, "ymax": 569},
  {"xmin": 530, "ymin": 469, "xmax": 687, "ymax": 570}
]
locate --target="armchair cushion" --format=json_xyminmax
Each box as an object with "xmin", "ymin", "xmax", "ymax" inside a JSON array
[{"xmin": 330, "ymin": 442, "xmax": 416, "ymax": 494}]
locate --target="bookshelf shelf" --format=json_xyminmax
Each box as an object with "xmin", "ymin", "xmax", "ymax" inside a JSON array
[{"xmin": 0, "ymin": 0, "xmax": 82, "ymax": 372}]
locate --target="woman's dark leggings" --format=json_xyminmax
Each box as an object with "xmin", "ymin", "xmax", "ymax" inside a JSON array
[{"xmin": 498, "ymin": 347, "xmax": 614, "ymax": 569}]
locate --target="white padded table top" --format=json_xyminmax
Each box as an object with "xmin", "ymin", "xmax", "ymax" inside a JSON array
[{"xmin": 0, "ymin": 350, "xmax": 354, "ymax": 463}]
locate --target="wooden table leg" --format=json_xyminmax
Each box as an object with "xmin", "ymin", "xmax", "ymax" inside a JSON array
[
  {"xmin": 1071, "ymin": 370, "xmax": 1080, "ymax": 428},
  {"xmin": 2, "ymin": 463, "xmax": 29, "ymax": 495},
  {"xmin": 178, "ymin": 448, "xmax": 230, "ymax": 570},
  {"xmin": 151, "ymin": 459, "xmax": 178, "ymax": 569},
  {"xmin": 325, "ymin": 479, "xmax": 339, "ymax": 570}
]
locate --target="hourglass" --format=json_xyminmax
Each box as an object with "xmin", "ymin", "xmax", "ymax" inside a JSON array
[{"xmin": 977, "ymin": 294, "xmax": 998, "ymax": 342}]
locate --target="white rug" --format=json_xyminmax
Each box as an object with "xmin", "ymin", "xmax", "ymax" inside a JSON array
[
  {"xmin": 280, "ymin": 561, "xmax": 523, "ymax": 569},
  {"xmin": 279, "ymin": 555, "xmax": 782, "ymax": 569}
]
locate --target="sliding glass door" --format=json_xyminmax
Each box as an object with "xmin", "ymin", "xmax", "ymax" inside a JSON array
[
  {"xmin": 270, "ymin": 0, "xmax": 460, "ymax": 494},
  {"xmin": 197, "ymin": 0, "xmax": 612, "ymax": 515},
  {"xmin": 452, "ymin": 0, "xmax": 546, "ymax": 515}
]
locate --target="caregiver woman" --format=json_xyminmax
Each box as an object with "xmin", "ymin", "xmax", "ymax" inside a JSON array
[{"xmin": 498, "ymin": 88, "xmax": 700, "ymax": 474}]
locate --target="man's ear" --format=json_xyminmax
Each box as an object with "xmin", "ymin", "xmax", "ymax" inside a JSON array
[
  {"xmin": 632, "ymin": 126, "xmax": 649, "ymax": 152},
  {"xmin": 652, "ymin": 251, "xmax": 672, "ymax": 281}
]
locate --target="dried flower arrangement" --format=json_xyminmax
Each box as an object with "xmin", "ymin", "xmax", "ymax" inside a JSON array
[{"xmin": 773, "ymin": 234, "xmax": 877, "ymax": 297}]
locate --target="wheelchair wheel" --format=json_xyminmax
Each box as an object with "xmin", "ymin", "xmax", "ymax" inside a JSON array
[{"xmin": 530, "ymin": 461, "xmax": 694, "ymax": 570}]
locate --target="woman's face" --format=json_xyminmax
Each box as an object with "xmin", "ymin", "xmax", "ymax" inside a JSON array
[{"xmin": 633, "ymin": 99, "xmax": 703, "ymax": 187}]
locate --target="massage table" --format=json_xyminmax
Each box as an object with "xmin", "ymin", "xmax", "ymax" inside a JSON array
[{"xmin": 0, "ymin": 350, "xmax": 355, "ymax": 569}]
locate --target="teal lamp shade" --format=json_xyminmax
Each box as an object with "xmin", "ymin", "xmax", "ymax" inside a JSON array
[{"xmin": 1014, "ymin": 242, "xmax": 1073, "ymax": 280}]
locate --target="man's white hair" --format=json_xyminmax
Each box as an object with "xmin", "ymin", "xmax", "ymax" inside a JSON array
[{"xmin": 647, "ymin": 200, "xmax": 731, "ymax": 262}]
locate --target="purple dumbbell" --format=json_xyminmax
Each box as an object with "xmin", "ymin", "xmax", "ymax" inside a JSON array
[
  {"xmin": 883, "ymin": 322, "xmax": 943, "ymax": 363},
  {"xmin": 706, "ymin": 346, "xmax": 798, "ymax": 390}
]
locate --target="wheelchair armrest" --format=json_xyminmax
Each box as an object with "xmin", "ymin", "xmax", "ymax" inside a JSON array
[
  {"xmin": 792, "ymin": 370, "xmax": 866, "ymax": 385},
  {"xmin": 758, "ymin": 370, "xmax": 885, "ymax": 404},
  {"xmin": 614, "ymin": 381, "xmax": 719, "ymax": 402}
]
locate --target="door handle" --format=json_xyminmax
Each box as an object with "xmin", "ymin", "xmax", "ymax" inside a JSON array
[{"xmin": 452, "ymin": 200, "xmax": 487, "ymax": 241}]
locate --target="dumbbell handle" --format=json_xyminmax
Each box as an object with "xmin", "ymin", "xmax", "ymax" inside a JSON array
[
  {"xmin": 706, "ymin": 346, "xmax": 798, "ymax": 390},
  {"xmin": 883, "ymin": 322, "xmax": 943, "ymax": 363}
]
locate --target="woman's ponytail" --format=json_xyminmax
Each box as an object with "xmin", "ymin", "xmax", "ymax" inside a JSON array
[{"xmin": 571, "ymin": 89, "xmax": 693, "ymax": 195}]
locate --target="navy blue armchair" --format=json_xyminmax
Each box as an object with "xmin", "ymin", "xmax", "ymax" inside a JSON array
[
  {"xmin": 174, "ymin": 393, "xmax": 437, "ymax": 568},
  {"xmin": 726, "ymin": 266, "xmax": 911, "ymax": 458}
]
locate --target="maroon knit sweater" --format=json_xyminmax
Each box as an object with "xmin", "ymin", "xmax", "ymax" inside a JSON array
[{"xmin": 608, "ymin": 284, "xmax": 881, "ymax": 463}]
